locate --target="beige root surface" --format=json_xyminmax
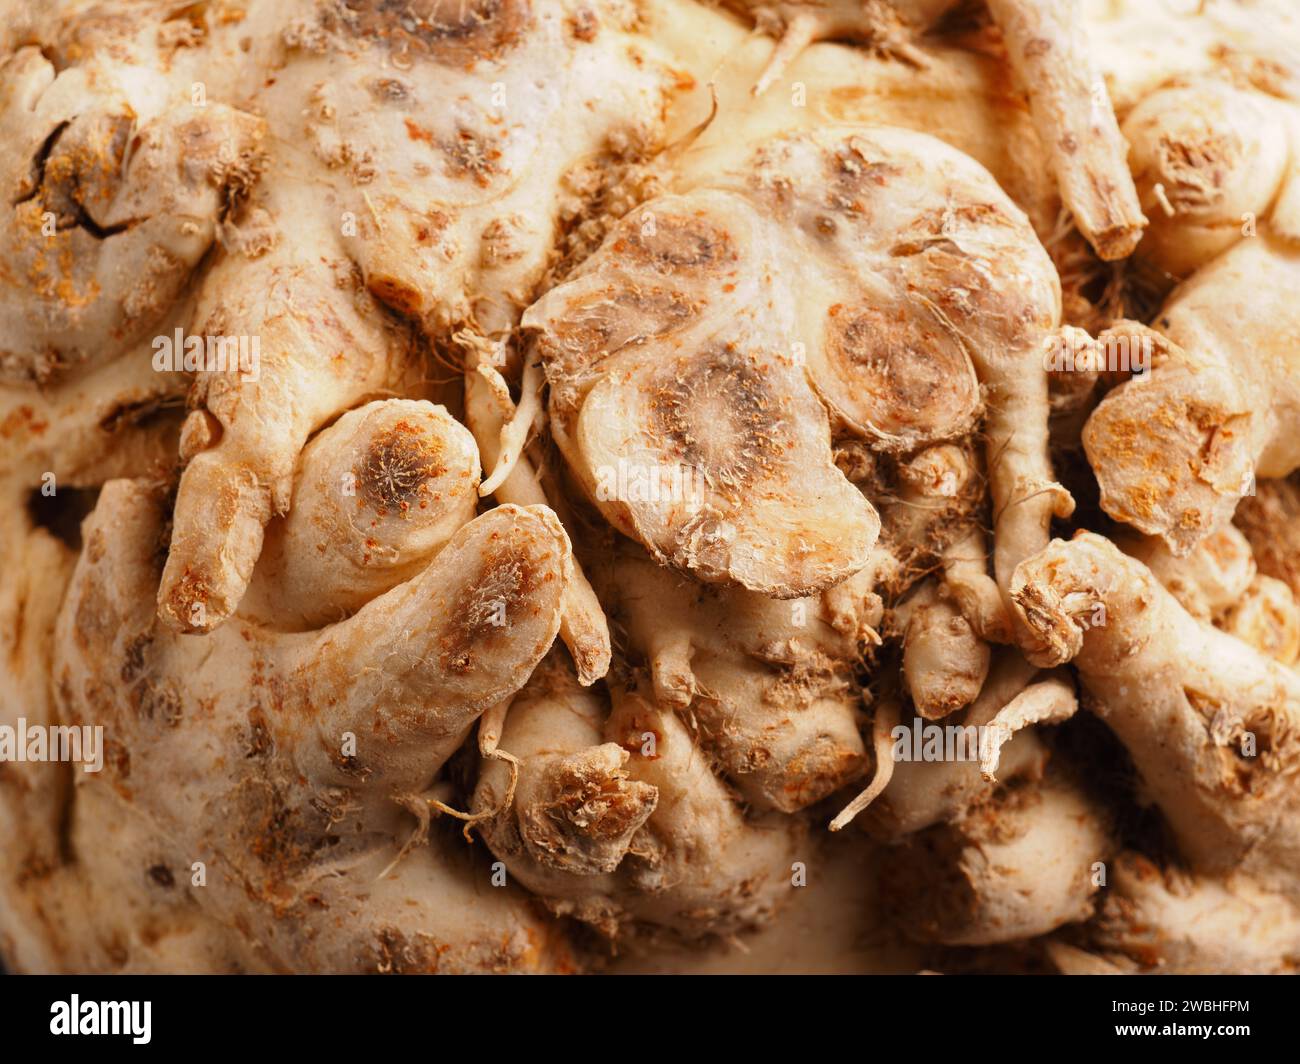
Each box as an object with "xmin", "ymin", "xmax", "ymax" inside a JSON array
[{"xmin": 5, "ymin": 0, "xmax": 1300, "ymax": 976}]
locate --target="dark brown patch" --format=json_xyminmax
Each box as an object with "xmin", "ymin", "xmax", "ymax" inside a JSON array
[
  {"xmin": 121, "ymin": 632, "xmax": 151, "ymax": 684},
  {"xmin": 569, "ymin": 6, "xmax": 598, "ymax": 41},
  {"xmin": 439, "ymin": 126, "xmax": 502, "ymax": 187},
  {"xmin": 439, "ymin": 544, "xmax": 541, "ymax": 674},
  {"xmin": 358, "ymin": 418, "xmax": 446, "ymax": 511},
  {"xmin": 649, "ymin": 345, "xmax": 784, "ymax": 492},
  {"xmin": 334, "ymin": 0, "xmax": 530, "ymax": 67},
  {"xmin": 335, "ymin": 752, "xmax": 373, "ymax": 782},
  {"xmin": 138, "ymin": 681, "xmax": 183, "ymax": 727},
  {"xmin": 822, "ymin": 141, "xmax": 904, "ymax": 216},
  {"xmin": 824, "ymin": 302, "xmax": 978, "ymax": 439},
  {"xmin": 97, "ymin": 394, "xmax": 181, "ymax": 435},
  {"xmin": 104, "ymin": 738, "xmax": 131, "ymax": 781},
  {"xmin": 215, "ymin": 773, "xmax": 335, "ymax": 892},
  {"xmin": 611, "ymin": 215, "xmax": 736, "ymax": 274},
  {"xmin": 26, "ymin": 485, "xmax": 100, "ymax": 552},
  {"xmin": 372, "ymin": 927, "xmax": 446, "ymax": 973},
  {"xmin": 366, "ymin": 274, "xmax": 423, "ymax": 316},
  {"xmin": 245, "ymin": 706, "xmax": 274, "ymax": 759},
  {"xmin": 368, "ymin": 76, "xmax": 413, "ymax": 103}
]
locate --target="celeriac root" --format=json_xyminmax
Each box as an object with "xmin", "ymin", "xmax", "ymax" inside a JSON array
[
  {"xmin": 473, "ymin": 652, "xmax": 806, "ymax": 940},
  {"xmin": 1011, "ymin": 532, "xmax": 1300, "ymax": 895},
  {"xmin": 54, "ymin": 454, "xmax": 576, "ymax": 970},
  {"xmin": 1083, "ymin": 243, "xmax": 1300, "ymax": 555},
  {"xmin": 728, "ymin": 0, "xmax": 1145, "ymax": 259},
  {"xmin": 463, "ymin": 350, "xmax": 612, "ymax": 685}
]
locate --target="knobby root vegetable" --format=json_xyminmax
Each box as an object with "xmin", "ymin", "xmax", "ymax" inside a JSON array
[
  {"xmin": 1121, "ymin": 524, "xmax": 1300, "ymax": 665},
  {"xmin": 892, "ymin": 579, "xmax": 989, "ymax": 720},
  {"xmin": 835, "ymin": 650, "xmax": 1097, "ymax": 945},
  {"xmin": 0, "ymin": 328, "xmax": 189, "ymax": 971},
  {"xmin": 1010, "ymin": 529, "xmax": 1300, "ymax": 970},
  {"xmin": 1121, "ymin": 78, "xmax": 1300, "ymax": 279},
  {"xmin": 145, "ymin": 0, "xmax": 676, "ymax": 633},
  {"xmin": 0, "ymin": 45, "xmax": 264, "ymax": 385},
  {"xmin": 523, "ymin": 199, "xmax": 882, "ymax": 597},
  {"xmin": 1084, "ymin": 239, "xmax": 1300, "ymax": 555},
  {"xmin": 878, "ymin": 443, "xmax": 1011, "ymax": 644},
  {"xmin": 724, "ymin": 0, "xmax": 1145, "ymax": 259},
  {"xmin": 463, "ymin": 351, "xmax": 613, "ymax": 684},
  {"xmin": 238, "ymin": 400, "xmax": 481, "ymax": 630},
  {"xmin": 51, "ymin": 397, "xmax": 580, "ymax": 970},
  {"xmin": 7, "ymin": 0, "xmax": 1299, "ymax": 977},
  {"xmin": 525, "ymin": 123, "xmax": 1071, "ymax": 609},
  {"xmin": 1221, "ymin": 576, "xmax": 1300, "ymax": 666},
  {"xmin": 1011, "ymin": 532, "xmax": 1300, "ymax": 896},
  {"xmin": 1116, "ymin": 525, "xmax": 1256, "ymax": 622},
  {"xmin": 734, "ymin": 0, "xmax": 933, "ymax": 98},
  {"xmin": 473, "ymin": 651, "xmax": 806, "ymax": 940},
  {"xmin": 1062, "ymin": 852, "xmax": 1300, "ymax": 975},
  {"xmin": 595, "ymin": 542, "xmax": 871, "ymax": 812},
  {"xmin": 847, "ymin": 651, "xmax": 1054, "ymax": 837},
  {"xmin": 879, "ymin": 764, "xmax": 1111, "ymax": 946},
  {"xmin": 1235, "ymin": 476, "xmax": 1300, "ymax": 601}
]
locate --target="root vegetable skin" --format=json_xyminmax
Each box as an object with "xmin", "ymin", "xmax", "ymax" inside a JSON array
[
  {"xmin": 733, "ymin": 0, "xmax": 939, "ymax": 100},
  {"xmin": 52, "ymin": 451, "xmax": 577, "ymax": 971},
  {"xmin": 880, "ymin": 767, "xmax": 1111, "ymax": 947},
  {"xmin": 1084, "ymin": 240, "xmax": 1300, "ymax": 555},
  {"xmin": 1118, "ymin": 525, "xmax": 1256, "ymax": 622},
  {"xmin": 239, "ymin": 400, "xmax": 482, "ymax": 630},
  {"xmin": 1121, "ymin": 79, "xmax": 1297, "ymax": 278},
  {"xmin": 524, "ymin": 183, "xmax": 883, "ymax": 599},
  {"xmin": 984, "ymin": 0, "xmax": 1146, "ymax": 259},
  {"xmin": 978, "ymin": 672, "xmax": 1076, "ymax": 782},
  {"xmin": 1082, "ymin": 71, "xmax": 1300, "ymax": 553},
  {"xmin": 527, "ymin": 122, "xmax": 1070, "ymax": 610},
  {"xmin": 893, "ymin": 580, "xmax": 989, "ymax": 720},
  {"xmin": 862, "ymin": 651, "xmax": 1052, "ymax": 840},
  {"xmin": 0, "ymin": 46, "xmax": 266, "ymax": 385},
  {"xmin": 1081, "ymin": 853, "xmax": 1300, "ymax": 975},
  {"xmin": 1011, "ymin": 532, "xmax": 1300, "ymax": 894},
  {"xmin": 601, "ymin": 545, "xmax": 869, "ymax": 813},
  {"xmin": 9, "ymin": 0, "xmax": 1300, "ymax": 977},
  {"xmin": 158, "ymin": 254, "xmax": 425, "ymax": 632},
  {"xmin": 463, "ymin": 357, "xmax": 613, "ymax": 685},
  {"xmin": 474, "ymin": 655, "xmax": 806, "ymax": 940},
  {"xmin": 1236, "ymin": 477, "xmax": 1300, "ymax": 601},
  {"xmin": 1221, "ymin": 576, "xmax": 1300, "ymax": 666},
  {"xmin": 145, "ymin": 0, "xmax": 676, "ymax": 634},
  {"xmin": 880, "ymin": 443, "xmax": 1012, "ymax": 643},
  {"xmin": 726, "ymin": 0, "xmax": 1145, "ymax": 258}
]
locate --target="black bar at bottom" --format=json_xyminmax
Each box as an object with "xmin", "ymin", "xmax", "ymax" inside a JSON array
[{"xmin": 0, "ymin": 972, "xmax": 1286, "ymax": 1051}]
